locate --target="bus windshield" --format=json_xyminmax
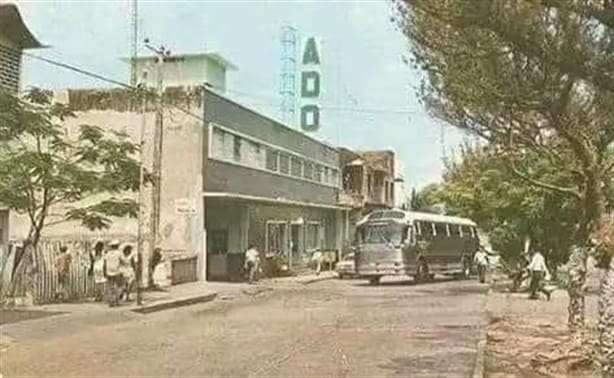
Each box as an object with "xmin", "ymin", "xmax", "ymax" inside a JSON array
[{"xmin": 359, "ymin": 223, "xmax": 407, "ymax": 245}]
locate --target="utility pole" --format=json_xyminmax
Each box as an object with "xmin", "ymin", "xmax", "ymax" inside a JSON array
[
  {"xmin": 144, "ymin": 39, "xmax": 170, "ymax": 293},
  {"xmin": 136, "ymin": 75, "xmax": 147, "ymax": 306}
]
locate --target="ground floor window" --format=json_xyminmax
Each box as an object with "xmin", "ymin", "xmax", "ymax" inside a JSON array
[
  {"xmin": 305, "ymin": 222, "xmax": 322, "ymax": 252},
  {"xmin": 266, "ymin": 221, "xmax": 288, "ymax": 254}
]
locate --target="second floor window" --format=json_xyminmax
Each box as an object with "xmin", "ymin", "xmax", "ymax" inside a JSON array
[
  {"xmin": 291, "ymin": 157, "xmax": 302, "ymax": 177},
  {"xmin": 304, "ymin": 163, "xmax": 314, "ymax": 180},
  {"xmin": 266, "ymin": 148, "xmax": 279, "ymax": 171},
  {"xmin": 233, "ymin": 136, "xmax": 242, "ymax": 162},
  {"xmin": 279, "ymin": 153, "xmax": 290, "ymax": 174}
]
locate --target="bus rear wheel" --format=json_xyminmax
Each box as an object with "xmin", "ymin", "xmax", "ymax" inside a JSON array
[{"xmin": 369, "ymin": 276, "xmax": 381, "ymax": 286}]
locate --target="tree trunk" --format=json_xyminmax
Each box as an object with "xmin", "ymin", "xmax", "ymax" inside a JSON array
[
  {"xmin": 567, "ymin": 245, "xmax": 587, "ymax": 332},
  {"xmin": 598, "ymin": 256, "xmax": 614, "ymax": 377}
]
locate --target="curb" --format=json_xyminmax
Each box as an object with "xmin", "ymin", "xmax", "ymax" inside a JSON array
[
  {"xmin": 130, "ymin": 292, "xmax": 217, "ymax": 314},
  {"xmin": 472, "ymin": 326, "xmax": 487, "ymax": 378},
  {"xmin": 300, "ymin": 273, "xmax": 337, "ymax": 285},
  {"xmin": 472, "ymin": 284, "xmax": 493, "ymax": 378}
]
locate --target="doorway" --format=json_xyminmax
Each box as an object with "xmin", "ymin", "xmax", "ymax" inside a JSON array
[
  {"xmin": 290, "ymin": 223, "xmax": 302, "ymax": 270},
  {"xmin": 207, "ymin": 229, "xmax": 228, "ymax": 280}
]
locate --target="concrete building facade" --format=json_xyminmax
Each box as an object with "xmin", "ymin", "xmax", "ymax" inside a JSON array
[
  {"xmin": 337, "ymin": 148, "xmax": 399, "ymax": 245},
  {"xmin": 203, "ymin": 89, "xmax": 347, "ymax": 281},
  {"xmin": 127, "ymin": 53, "xmax": 236, "ymax": 92},
  {"xmin": 0, "ymin": 3, "xmax": 43, "ymax": 93}
]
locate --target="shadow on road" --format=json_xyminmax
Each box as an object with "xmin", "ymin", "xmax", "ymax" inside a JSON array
[
  {"xmin": 0, "ymin": 309, "xmax": 64, "ymax": 326},
  {"xmin": 351, "ymin": 276, "xmax": 472, "ymax": 288}
]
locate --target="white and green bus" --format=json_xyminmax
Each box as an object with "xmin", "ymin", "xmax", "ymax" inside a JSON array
[{"xmin": 354, "ymin": 209, "xmax": 480, "ymax": 285}]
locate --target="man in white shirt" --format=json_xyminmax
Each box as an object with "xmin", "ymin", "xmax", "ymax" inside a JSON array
[
  {"xmin": 104, "ymin": 240, "xmax": 123, "ymax": 307},
  {"xmin": 244, "ymin": 245, "xmax": 260, "ymax": 283},
  {"xmin": 473, "ymin": 247, "xmax": 489, "ymax": 283},
  {"xmin": 528, "ymin": 250, "xmax": 551, "ymax": 300}
]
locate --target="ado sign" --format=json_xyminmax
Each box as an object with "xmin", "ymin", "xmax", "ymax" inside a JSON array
[{"xmin": 300, "ymin": 37, "xmax": 321, "ymax": 132}]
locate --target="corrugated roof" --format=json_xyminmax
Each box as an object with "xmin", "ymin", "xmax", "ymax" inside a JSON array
[{"xmin": 0, "ymin": 3, "xmax": 43, "ymax": 49}]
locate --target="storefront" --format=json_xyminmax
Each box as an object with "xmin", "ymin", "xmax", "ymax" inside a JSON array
[{"xmin": 205, "ymin": 194, "xmax": 346, "ymax": 281}]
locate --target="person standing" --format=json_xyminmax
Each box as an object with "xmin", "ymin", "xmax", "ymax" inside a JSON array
[
  {"xmin": 103, "ymin": 240, "xmax": 123, "ymax": 307},
  {"xmin": 54, "ymin": 246, "xmax": 72, "ymax": 302},
  {"xmin": 312, "ymin": 250, "xmax": 323, "ymax": 275},
  {"xmin": 527, "ymin": 250, "xmax": 551, "ymax": 300},
  {"xmin": 473, "ymin": 247, "xmax": 489, "ymax": 284},
  {"xmin": 149, "ymin": 247, "xmax": 162, "ymax": 289},
  {"xmin": 92, "ymin": 242, "xmax": 106, "ymax": 302},
  {"xmin": 244, "ymin": 245, "xmax": 260, "ymax": 284},
  {"xmin": 119, "ymin": 244, "xmax": 136, "ymax": 301}
]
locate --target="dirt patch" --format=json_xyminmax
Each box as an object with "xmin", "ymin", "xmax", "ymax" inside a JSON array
[{"xmin": 484, "ymin": 316, "xmax": 600, "ymax": 378}]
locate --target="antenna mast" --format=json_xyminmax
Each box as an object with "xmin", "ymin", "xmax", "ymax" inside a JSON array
[
  {"xmin": 280, "ymin": 25, "xmax": 298, "ymax": 126},
  {"xmin": 130, "ymin": 0, "xmax": 138, "ymax": 86}
]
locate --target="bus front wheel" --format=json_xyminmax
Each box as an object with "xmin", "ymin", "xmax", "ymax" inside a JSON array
[{"xmin": 369, "ymin": 276, "xmax": 381, "ymax": 286}]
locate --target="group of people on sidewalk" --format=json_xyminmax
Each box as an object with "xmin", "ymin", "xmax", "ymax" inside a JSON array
[
  {"xmin": 242, "ymin": 245, "xmax": 326, "ymax": 284},
  {"xmin": 54, "ymin": 240, "xmax": 168, "ymax": 307},
  {"xmin": 473, "ymin": 247, "xmax": 552, "ymax": 300}
]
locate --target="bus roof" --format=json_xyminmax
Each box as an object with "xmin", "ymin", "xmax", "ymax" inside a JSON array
[{"xmin": 356, "ymin": 209, "xmax": 477, "ymax": 227}]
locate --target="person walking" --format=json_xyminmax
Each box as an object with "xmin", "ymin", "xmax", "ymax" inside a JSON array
[
  {"xmin": 473, "ymin": 247, "xmax": 489, "ymax": 284},
  {"xmin": 527, "ymin": 250, "xmax": 551, "ymax": 300},
  {"xmin": 54, "ymin": 245, "xmax": 72, "ymax": 302},
  {"xmin": 92, "ymin": 242, "xmax": 107, "ymax": 302},
  {"xmin": 119, "ymin": 243, "xmax": 136, "ymax": 301},
  {"xmin": 103, "ymin": 240, "xmax": 123, "ymax": 307},
  {"xmin": 244, "ymin": 245, "xmax": 260, "ymax": 284}
]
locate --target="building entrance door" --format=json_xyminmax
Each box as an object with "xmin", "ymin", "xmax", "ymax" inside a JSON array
[
  {"xmin": 290, "ymin": 224, "xmax": 302, "ymax": 270},
  {"xmin": 207, "ymin": 229, "xmax": 228, "ymax": 280}
]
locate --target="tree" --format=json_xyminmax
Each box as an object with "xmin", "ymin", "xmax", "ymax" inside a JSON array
[
  {"xmin": 433, "ymin": 144, "xmax": 584, "ymax": 269},
  {"xmin": 0, "ymin": 88, "xmax": 146, "ymax": 295},
  {"xmin": 395, "ymin": 1, "xmax": 614, "ymax": 373},
  {"xmin": 410, "ymin": 184, "xmax": 441, "ymax": 212}
]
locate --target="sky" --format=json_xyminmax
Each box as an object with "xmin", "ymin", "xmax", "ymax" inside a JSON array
[{"xmin": 16, "ymin": 0, "xmax": 467, "ymax": 194}]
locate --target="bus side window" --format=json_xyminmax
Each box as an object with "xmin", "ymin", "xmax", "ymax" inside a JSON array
[
  {"xmin": 422, "ymin": 221, "xmax": 434, "ymax": 240},
  {"xmin": 434, "ymin": 223, "xmax": 448, "ymax": 237},
  {"xmin": 450, "ymin": 224, "xmax": 461, "ymax": 238}
]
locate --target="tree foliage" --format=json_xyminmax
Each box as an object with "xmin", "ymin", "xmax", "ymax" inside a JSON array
[
  {"xmin": 0, "ymin": 88, "xmax": 147, "ymax": 249},
  {"xmin": 431, "ymin": 144, "xmax": 596, "ymax": 268},
  {"xmin": 395, "ymin": 0, "xmax": 614, "ymax": 259}
]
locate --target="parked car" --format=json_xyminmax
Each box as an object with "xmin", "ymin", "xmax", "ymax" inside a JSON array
[{"xmin": 335, "ymin": 253, "xmax": 356, "ymax": 279}]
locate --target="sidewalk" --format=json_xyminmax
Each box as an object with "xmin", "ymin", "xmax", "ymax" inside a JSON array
[{"xmin": 483, "ymin": 286, "xmax": 600, "ymax": 378}]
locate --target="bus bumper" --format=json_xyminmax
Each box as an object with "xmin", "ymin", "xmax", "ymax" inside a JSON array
[{"xmin": 356, "ymin": 263, "xmax": 409, "ymax": 276}]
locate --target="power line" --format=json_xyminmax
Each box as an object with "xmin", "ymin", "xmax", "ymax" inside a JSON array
[
  {"xmin": 223, "ymin": 86, "xmax": 421, "ymax": 115},
  {"xmin": 21, "ymin": 50, "xmax": 206, "ymax": 124},
  {"xmin": 22, "ymin": 51, "xmax": 132, "ymax": 89},
  {"xmin": 21, "ymin": 48, "xmax": 421, "ymax": 122}
]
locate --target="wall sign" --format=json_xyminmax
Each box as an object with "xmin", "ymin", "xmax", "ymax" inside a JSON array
[{"xmin": 300, "ymin": 37, "xmax": 321, "ymax": 132}]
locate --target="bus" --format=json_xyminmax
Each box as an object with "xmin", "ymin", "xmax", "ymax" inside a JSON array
[{"xmin": 354, "ymin": 209, "xmax": 480, "ymax": 285}]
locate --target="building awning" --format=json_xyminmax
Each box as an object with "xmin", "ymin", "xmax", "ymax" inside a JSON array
[
  {"xmin": 203, "ymin": 192, "xmax": 351, "ymax": 211},
  {"xmin": 0, "ymin": 4, "xmax": 44, "ymax": 49}
]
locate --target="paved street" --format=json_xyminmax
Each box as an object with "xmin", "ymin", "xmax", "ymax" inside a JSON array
[{"xmin": 0, "ymin": 277, "xmax": 488, "ymax": 378}]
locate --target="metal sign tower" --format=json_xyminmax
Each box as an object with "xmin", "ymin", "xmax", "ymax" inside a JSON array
[{"xmin": 280, "ymin": 25, "xmax": 298, "ymax": 126}]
